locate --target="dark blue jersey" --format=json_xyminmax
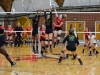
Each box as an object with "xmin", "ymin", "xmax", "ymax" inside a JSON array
[
  {"xmin": 63, "ymin": 35, "xmax": 79, "ymax": 47},
  {"xmin": 32, "ymin": 15, "xmax": 40, "ymax": 31},
  {"xmin": 44, "ymin": 11, "xmax": 52, "ymax": 29},
  {"xmin": 0, "ymin": 34, "xmax": 6, "ymax": 47}
]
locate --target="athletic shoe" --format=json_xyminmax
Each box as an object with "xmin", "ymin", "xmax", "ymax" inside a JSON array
[
  {"xmin": 41, "ymin": 53, "xmax": 46, "ymax": 58},
  {"xmin": 95, "ymin": 51, "xmax": 99, "ymax": 55},
  {"xmin": 50, "ymin": 48, "xmax": 52, "ymax": 53},
  {"xmin": 82, "ymin": 50, "xmax": 84, "ymax": 53},
  {"xmin": 89, "ymin": 53, "xmax": 92, "ymax": 56},
  {"xmin": 80, "ymin": 61, "xmax": 83, "ymax": 65},
  {"xmin": 58, "ymin": 61, "xmax": 61, "ymax": 63},
  {"xmin": 53, "ymin": 45, "xmax": 56, "ymax": 48},
  {"xmin": 11, "ymin": 62, "xmax": 16, "ymax": 67},
  {"xmin": 65, "ymin": 56, "xmax": 69, "ymax": 59},
  {"xmin": 71, "ymin": 57, "xmax": 76, "ymax": 60}
]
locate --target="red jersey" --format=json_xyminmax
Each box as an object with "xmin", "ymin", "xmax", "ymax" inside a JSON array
[
  {"xmin": 84, "ymin": 30, "xmax": 90, "ymax": 40},
  {"xmin": 7, "ymin": 28, "xmax": 13, "ymax": 35},
  {"xmin": 40, "ymin": 29, "xmax": 46, "ymax": 40},
  {"xmin": 27, "ymin": 26, "xmax": 31, "ymax": 35},
  {"xmin": 56, "ymin": 17, "xmax": 64, "ymax": 28}
]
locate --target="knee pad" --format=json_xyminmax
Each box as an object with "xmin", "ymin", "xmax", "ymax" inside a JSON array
[
  {"xmin": 45, "ymin": 45, "xmax": 48, "ymax": 48},
  {"xmin": 76, "ymin": 55, "xmax": 80, "ymax": 59},
  {"xmin": 61, "ymin": 51, "xmax": 64, "ymax": 53},
  {"xmin": 33, "ymin": 41, "xmax": 35, "ymax": 44},
  {"xmin": 49, "ymin": 39, "xmax": 52, "ymax": 42},
  {"xmin": 84, "ymin": 45, "xmax": 86, "ymax": 47},
  {"xmin": 42, "ymin": 46, "xmax": 45, "ymax": 50},
  {"xmin": 45, "ymin": 40, "xmax": 49, "ymax": 42},
  {"xmin": 57, "ymin": 34, "xmax": 61, "ymax": 37},
  {"xmin": 6, "ymin": 39, "xmax": 9, "ymax": 42},
  {"xmin": 10, "ymin": 40, "xmax": 13, "ymax": 42},
  {"xmin": 5, "ymin": 54, "xmax": 9, "ymax": 58},
  {"xmin": 89, "ymin": 46, "xmax": 91, "ymax": 49}
]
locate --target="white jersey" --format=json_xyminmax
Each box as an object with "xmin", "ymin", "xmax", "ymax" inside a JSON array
[{"xmin": 88, "ymin": 35, "xmax": 96, "ymax": 43}]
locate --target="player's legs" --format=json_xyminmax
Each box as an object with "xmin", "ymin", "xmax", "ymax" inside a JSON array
[
  {"xmin": 49, "ymin": 33, "xmax": 53, "ymax": 53},
  {"xmin": 0, "ymin": 46, "xmax": 16, "ymax": 66},
  {"xmin": 35, "ymin": 34, "xmax": 38, "ymax": 53},
  {"xmin": 57, "ymin": 30, "xmax": 62, "ymax": 45},
  {"xmin": 53, "ymin": 30, "xmax": 57, "ymax": 48}
]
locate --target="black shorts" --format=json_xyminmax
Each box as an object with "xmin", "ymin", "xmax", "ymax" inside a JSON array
[
  {"xmin": 66, "ymin": 45, "xmax": 76, "ymax": 51},
  {"xmin": 46, "ymin": 29, "xmax": 52, "ymax": 34},
  {"xmin": 40, "ymin": 39, "xmax": 45, "ymax": 41},
  {"xmin": 32, "ymin": 31, "xmax": 38, "ymax": 36},
  {"xmin": 8, "ymin": 34, "xmax": 12, "ymax": 36},
  {"xmin": 94, "ymin": 43, "xmax": 96, "ymax": 45},
  {"xmin": 55, "ymin": 27, "xmax": 62, "ymax": 31}
]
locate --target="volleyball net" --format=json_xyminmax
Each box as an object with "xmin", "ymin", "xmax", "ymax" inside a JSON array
[{"xmin": 3, "ymin": 30, "xmax": 100, "ymax": 42}]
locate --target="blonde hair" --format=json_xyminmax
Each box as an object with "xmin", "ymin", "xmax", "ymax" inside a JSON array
[{"xmin": 42, "ymin": 25, "xmax": 45, "ymax": 28}]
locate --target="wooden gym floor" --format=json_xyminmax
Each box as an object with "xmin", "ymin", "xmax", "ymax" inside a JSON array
[{"xmin": 0, "ymin": 44, "xmax": 100, "ymax": 75}]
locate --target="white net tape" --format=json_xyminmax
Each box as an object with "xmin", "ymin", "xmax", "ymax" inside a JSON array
[
  {"xmin": 4, "ymin": 31, "xmax": 100, "ymax": 33},
  {"xmin": 1, "ymin": 12, "xmax": 100, "ymax": 13}
]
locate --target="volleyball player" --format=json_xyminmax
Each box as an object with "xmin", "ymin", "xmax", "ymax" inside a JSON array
[
  {"xmin": 26, "ymin": 24, "xmax": 32, "ymax": 45},
  {"xmin": 53, "ymin": 8, "xmax": 67, "ymax": 48},
  {"xmin": 40, "ymin": 25, "xmax": 46, "ymax": 57},
  {"xmin": 32, "ymin": 10, "xmax": 41, "ymax": 53},
  {"xmin": 0, "ymin": 28, "xmax": 16, "ymax": 66},
  {"xmin": 6, "ymin": 25, "xmax": 13, "ymax": 46},
  {"xmin": 43, "ymin": 7, "xmax": 53, "ymax": 53},
  {"xmin": 58, "ymin": 30, "xmax": 83, "ymax": 65},
  {"xmin": 88, "ymin": 33, "xmax": 99, "ymax": 56},
  {"xmin": 70, "ymin": 28, "xmax": 80, "ymax": 60},
  {"xmin": 82, "ymin": 27, "xmax": 90, "ymax": 54}
]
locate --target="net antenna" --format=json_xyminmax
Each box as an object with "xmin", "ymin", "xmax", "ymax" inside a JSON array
[
  {"xmin": 50, "ymin": 0, "xmax": 52, "ymax": 7},
  {"xmin": 31, "ymin": 0, "xmax": 34, "ymax": 11},
  {"xmin": 22, "ymin": 0, "xmax": 26, "ymax": 11},
  {"xmin": 40, "ymin": 0, "xmax": 44, "ymax": 7}
]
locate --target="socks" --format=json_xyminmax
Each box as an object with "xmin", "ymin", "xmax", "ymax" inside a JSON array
[
  {"xmin": 36, "ymin": 46, "xmax": 38, "ymax": 53},
  {"xmin": 50, "ymin": 45, "xmax": 52, "ymax": 49},
  {"xmin": 89, "ymin": 51, "xmax": 92, "ymax": 54},
  {"xmin": 66, "ymin": 54, "xmax": 69, "ymax": 59},
  {"xmin": 78, "ymin": 58, "xmax": 83, "ymax": 65},
  {"xmin": 82, "ymin": 49, "xmax": 85, "ymax": 53},
  {"xmin": 41, "ymin": 50, "xmax": 44, "ymax": 55},
  {"xmin": 42, "ymin": 46, "xmax": 45, "ymax": 50},
  {"xmin": 33, "ymin": 46, "xmax": 35, "ymax": 52},
  {"xmin": 58, "ymin": 57, "xmax": 62, "ymax": 63},
  {"xmin": 57, "ymin": 40, "xmax": 59, "ymax": 45},
  {"xmin": 54, "ymin": 42, "xmax": 56, "ymax": 48}
]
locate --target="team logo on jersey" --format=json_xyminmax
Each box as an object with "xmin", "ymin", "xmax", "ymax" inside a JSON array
[
  {"xmin": 46, "ymin": 20, "xmax": 50, "ymax": 26},
  {"xmin": 69, "ymin": 36, "xmax": 75, "ymax": 41}
]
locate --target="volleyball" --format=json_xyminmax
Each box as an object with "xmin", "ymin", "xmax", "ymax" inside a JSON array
[
  {"xmin": 51, "ymin": 4, "xmax": 55, "ymax": 8},
  {"xmin": 63, "ymin": 14, "xmax": 67, "ymax": 18}
]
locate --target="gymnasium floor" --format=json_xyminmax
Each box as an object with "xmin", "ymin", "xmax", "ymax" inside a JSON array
[{"xmin": 0, "ymin": 44, "xmax": 100, "ymax": 75}]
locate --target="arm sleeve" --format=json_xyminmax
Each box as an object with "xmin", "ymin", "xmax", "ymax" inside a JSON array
[
  {"xmin": 75, "ymin": 37, "xmax": 79, "ymax": 45},
  {"xmin": 37, "ymin": 15, "xmax": 40, "ymax": 23},
  {"xmin": 63, "ymin": 36, "xmax": 68, "ymax": 43},
  {"xmin": 50, "ymin": 11, "xmax": 52, "ymax": 25},
  {"xmin": 44, "ymin": 11, "xmax": 46, "ymax": 20}
]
